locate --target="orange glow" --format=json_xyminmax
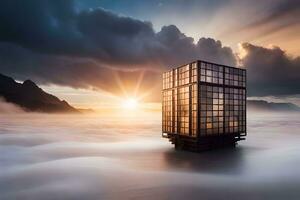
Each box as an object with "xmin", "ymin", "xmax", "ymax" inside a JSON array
[
  {"xmin": 238, "ymin": 43, "xmax": 248, "ymax": 59},
  {"xmin": 41, "ymin": 67, "xmax": 161, "ymax": 114},
  {"xmin": 122, "ymin": 98, "xmax": 139, "ymax": 110}
]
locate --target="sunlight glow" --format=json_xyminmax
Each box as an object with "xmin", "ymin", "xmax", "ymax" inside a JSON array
[{"xmin": 122, "ymin": 98, "xmax": 139, "ymax": 109}]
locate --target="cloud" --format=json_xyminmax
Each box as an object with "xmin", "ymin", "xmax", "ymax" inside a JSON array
[
  {"xmin": 0, "ymin": 1, "xmax": 236, "ymax": 68},
  {"xmin": 0, "ymin": 0, "xmax": 236, "ymax": 100},
  {"xmin": 0, "ymin": 42, "xmax": 162, "ymax": 101},
  {"xmin": 0, "ymin": 98, "xmax": 24, "ymax": 113},
  {"xmin": 237, "ymin": 0, "xmax": 300, "ymax": 35},
  {"xmin": 217, "ymin": 0, "xmax": 300, "ymax": 45},
  {"xmin": 240, "ymin": 43, "xmax": 300, "ymax": 96},
  {"xmin": 1, "ymin": 113, "xmax": 300, "ymax": 199},
  {"xmin": 196, "ymin": 37, "xmax": 236, "ymax": 67},
  {"xmin": 0, "ymin": 0, "xmax": 79, "ymax": 54},
  {"xmin": 0, "ymin": 0, "xmax": 299, "ymax": 99}
]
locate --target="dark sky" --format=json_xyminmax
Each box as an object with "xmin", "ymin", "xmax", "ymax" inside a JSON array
[{"xmin": 0, "ymin": 0, "xmax": 299, "ymax": 102}]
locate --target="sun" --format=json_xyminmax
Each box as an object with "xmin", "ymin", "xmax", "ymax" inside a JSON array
[{"xmin": 122, "ymin": 98, "xmax": 139, "ymax": 109}]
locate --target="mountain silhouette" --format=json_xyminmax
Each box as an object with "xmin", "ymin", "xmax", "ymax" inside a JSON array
[{"xmin": 0, "ymin": 73, "xmax": 78, "ymax": 113}]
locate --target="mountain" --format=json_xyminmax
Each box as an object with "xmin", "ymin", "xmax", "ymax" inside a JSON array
[
  {"xmin": 0, "ymin": 73, "xmax": 78, "ymax": 113},
  {"xmin": 247, "ymin": 100, "xmax": 300, "ymax": 112}
]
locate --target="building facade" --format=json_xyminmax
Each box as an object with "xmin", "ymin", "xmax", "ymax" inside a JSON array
[{"xmin": 162, "ymin": 60, "xmax": 246, "ymax": 151}]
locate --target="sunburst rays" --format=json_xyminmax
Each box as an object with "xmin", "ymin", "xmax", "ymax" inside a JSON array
[{"xmin": 112, "ymin": 69, "xmax": 159, "ymax": 108}]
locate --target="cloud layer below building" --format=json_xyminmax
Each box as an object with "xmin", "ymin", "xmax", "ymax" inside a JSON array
[{"xmin": 1, "ymin": 112, "xmax": 300, "ymax": 199}]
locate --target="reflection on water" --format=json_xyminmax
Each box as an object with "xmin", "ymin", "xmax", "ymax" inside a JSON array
[{"xmin": 0, "ymin": 112, "xmax": 300, "ymax": 200}]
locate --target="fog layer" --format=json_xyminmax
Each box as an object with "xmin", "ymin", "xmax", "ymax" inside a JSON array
[
  {"xmin": 0, "ymin": 98, "xmax": 24, "ymax": 114},
  {"xmin": 0, "ymin": 112, "xmax": 300, "ymax": 200}
]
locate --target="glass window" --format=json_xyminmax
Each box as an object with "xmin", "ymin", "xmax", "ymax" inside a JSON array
[{"xmin": 163, "ymin": 61, "xmax": 246, "ymax": 138}]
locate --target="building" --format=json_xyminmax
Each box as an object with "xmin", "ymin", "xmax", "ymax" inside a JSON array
[{"xmin": 162, "ymin": 60, "xmax": 246, "ymax": 151}]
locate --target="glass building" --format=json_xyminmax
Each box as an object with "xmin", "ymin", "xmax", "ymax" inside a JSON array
[{"xmin": 162, "ymin": 60, "xmax": 246, "ymax": 151}]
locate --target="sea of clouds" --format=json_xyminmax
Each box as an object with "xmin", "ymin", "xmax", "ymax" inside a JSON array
[{"xmin": 1, "ymin": 104, "xmax": 300, "ymax": 199}]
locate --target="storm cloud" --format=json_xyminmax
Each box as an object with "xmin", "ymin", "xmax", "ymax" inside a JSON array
[
  {"xmin": 0, "ymin": 0, "xmax": 236, "ymax": 68},
  {"xmin": 0, "ymin": 0, "xmax": 235, "ymax": 98},
  {"xmin": 0, "ymin": 0, "xmax": 299, "ymax": 99},
  {"xmin": 241, "ymin": 43, "xmax": 300, "ymax": 96}
]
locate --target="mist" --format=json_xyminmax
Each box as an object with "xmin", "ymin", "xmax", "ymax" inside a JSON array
[
  {"xmin": 0, "ymin": 98, "xmax": 24, "ymax": 114},
  {"xmin": 1, "ymin": 111, "xmax": 300, "ymax": 199}
]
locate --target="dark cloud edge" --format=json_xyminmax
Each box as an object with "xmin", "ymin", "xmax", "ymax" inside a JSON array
[{"xmin": 0, "ymin": 0, "xmax": 299, "ymax": 98}]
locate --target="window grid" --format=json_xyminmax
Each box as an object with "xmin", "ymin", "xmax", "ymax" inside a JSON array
[
  {"xmin": 224, "ymin": 88, "xmax": 246, "ymax": 133},
  {"xmin": 224, "ymin": 67, "xmax": 246, "ymax": 87},
  {"xmin": 174, "ymin": 89, "xmax": 178, "ymax": 132},
  {"xmin": 191, "ymin": 84, "xmax": 197, "ymax": 137},
  {"xmin": 162, "ymin": 70, "xmax": 173, "ymax": 89},
  {"xmin": 178, "ymin": 86, "xmax": 190, "ymax": 135},
  {"xmin": 191, "ymin": 62, "xmax": 197, "ymax": 83},
  {"xmin": 200, "ymin": 62, "xmax": 223, "ymax": 84},
  {"xmin": 162, "ymin": 90, "xmax": 173, "ymax": 133},
  {"xmin": 174, "ymin": 69, "xmax": 178, "ymax": 87},
  {"xmin": 178, "ymin": 65, "xmax": 190, "ymax": 86},
  {"xmin": 162, "ymin": 61, "xmax": 246, "ymax": 138},
  {"xmin": 199, "ymin": 85, "xmax": 224, "ymax": 136}
]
